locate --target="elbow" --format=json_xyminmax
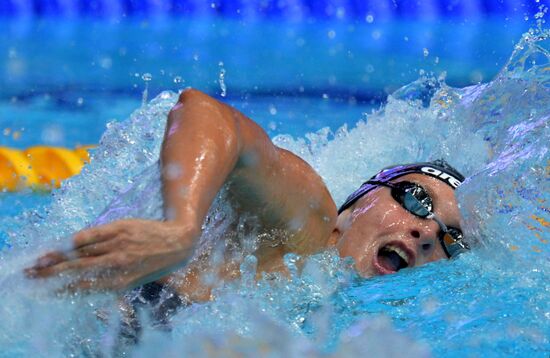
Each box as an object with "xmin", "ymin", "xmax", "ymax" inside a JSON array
[
  {"xmin": 166, "ymin": 88, "xmax": 241, "ymax": 152},
  {"xmin": 177, "ymin": 88, "xmax": 209, "ymax": 105},
  {"xmin": 167, "ymin": 88, "xmax": 209, "ymax": 130}
]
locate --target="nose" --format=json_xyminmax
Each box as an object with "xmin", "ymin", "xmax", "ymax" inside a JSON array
[{"xmin": 409, "ymin": 220, "xmax": 440, "ymax": 257}]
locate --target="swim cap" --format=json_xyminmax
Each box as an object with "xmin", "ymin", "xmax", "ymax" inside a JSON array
[{"xmin": 338, "ymin": 159, "xmax": 465, "ymax": 214}]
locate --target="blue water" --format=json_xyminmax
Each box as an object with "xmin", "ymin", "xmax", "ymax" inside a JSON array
[{"xmin": 0, "ymin": 14, "xmax": 549, "ymax": 358}]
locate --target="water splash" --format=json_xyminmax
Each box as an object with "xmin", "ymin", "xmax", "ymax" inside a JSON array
[
  {"xmin": 218, "ymin": 61, "xmax": 227, "ymax": 97},
  {"xmin": 141, "ymin": 73, "xmax": 153, "ymax": 107}
]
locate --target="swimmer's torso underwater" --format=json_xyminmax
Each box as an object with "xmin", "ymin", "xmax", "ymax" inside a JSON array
[{"xmin": 1, "ymin": 9, "xmax": 549, "ymax": 358}]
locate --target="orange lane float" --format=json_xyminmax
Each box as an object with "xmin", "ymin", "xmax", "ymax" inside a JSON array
[{"xmin": 0, "ymin": 145, "xmax": 94, "ymax": 191}]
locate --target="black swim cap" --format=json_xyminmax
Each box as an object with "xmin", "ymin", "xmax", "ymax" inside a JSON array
[{"xmin": 338, "ymin": 159, "xmax": 465, "ymax": 214}]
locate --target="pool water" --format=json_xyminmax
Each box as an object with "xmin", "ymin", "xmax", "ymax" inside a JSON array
[
  {"xmin": 0, "ymin": 16, "xmax": 534, "ymax": 217},
  {"xmin": 0, "ymin": 15, "xmax": 549, "ymax": 358}
]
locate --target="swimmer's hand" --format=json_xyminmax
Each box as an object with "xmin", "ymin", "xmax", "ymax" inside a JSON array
[{"xmin": 24, "ymin": 219, "xmax": 198, "ymax": 292}]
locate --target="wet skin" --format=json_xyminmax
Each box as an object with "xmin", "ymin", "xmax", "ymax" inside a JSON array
[
  {"xmin": 25, "ymin": 89, "xmax": 461, "ymax": 298},
  {"xmin": 332, "ymin": 173, "xmax": 460, "ymax": 277}
]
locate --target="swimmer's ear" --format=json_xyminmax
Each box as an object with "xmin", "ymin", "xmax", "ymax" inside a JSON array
[{"xmin": 327, "ymin": 209, "xmax": 352, "ymax": 246}]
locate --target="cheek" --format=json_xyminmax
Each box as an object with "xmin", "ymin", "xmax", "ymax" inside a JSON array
[
  {"xmin": 360, "ymin": 204, "xmax": 404, "ymax": 235},
  {"xmin": 336, "ymin": 224, "xmax": 381, "ymax": 273},
  {"xmin": 429, "ymin": 244, "xmax": 448, "ymax": 262}
]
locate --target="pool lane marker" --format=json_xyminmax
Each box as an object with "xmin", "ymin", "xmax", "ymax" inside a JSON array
[{"xmin": 0, "ymin": 146, "xmax": 94, "ymax": 192}]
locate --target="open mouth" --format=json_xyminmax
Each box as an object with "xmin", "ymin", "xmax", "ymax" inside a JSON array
[{"xmin": 375, "ymin": 243, "xmax": 412, "ymax": 274}]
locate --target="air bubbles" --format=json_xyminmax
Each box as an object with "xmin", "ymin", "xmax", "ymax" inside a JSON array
[
  {"xmin": 173, "ymin": 76, "xmax": 183, "ymax": 84},
  {"xmin": 268, "ymin": 104, "xmax": 277, "ymax": 115},
  {"xmin": 218, "ymin": 61, "xmax": 227, "ymax": 97},
  {"xmin": 423, "ymin": 48, "xmax": 429, "ymax": 57},
  {"xmin": 365, "ymin": 13, "xmax": 374, "ymax": 23},
  {"xmin": 141, "ymin": 73, "xmax": 152, "ymax": 82}
]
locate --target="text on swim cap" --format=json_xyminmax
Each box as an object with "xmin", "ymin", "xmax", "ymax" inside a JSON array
[{"xmin": 420, "ymin": 167, "xmax": 462, "ymax": 188}]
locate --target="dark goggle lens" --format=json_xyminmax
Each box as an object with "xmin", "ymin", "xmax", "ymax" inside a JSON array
[
  {"xmin": 391, "ymin": 182, "xmax": 433, "ymax": 218},
  {"xmin": 441, "ymin": 228, "xmax": 469, "ymax": 258}
]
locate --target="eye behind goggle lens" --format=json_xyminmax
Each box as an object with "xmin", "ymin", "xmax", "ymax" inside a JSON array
[
  {"xmin": 442, "ymin": 228, "xmax": 469, "ymax": 258},
  {"xmin": 403, "ymin": 193, "xmax": 431, "ymax": 217},
  {"xmin": 392, "ymin": 182, "xmax": 433, "ymax": 217}
]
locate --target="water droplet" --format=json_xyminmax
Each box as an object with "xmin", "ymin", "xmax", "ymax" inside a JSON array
[
  {"xmin": 40, "ymin": 124, "xmax": 65, "ymax": 145},
  {"xmin": 164, "ymin": 162, "xmax": 183, "ymax": 180},
  {"xmin": 218, "ymin": 61, "xmax": 227, "ymax": 97}
]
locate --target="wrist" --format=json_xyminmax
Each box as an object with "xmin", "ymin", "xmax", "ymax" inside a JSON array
[{"xmin": 164, "ymin": 221, "xmax": 201, "ymax": 252}]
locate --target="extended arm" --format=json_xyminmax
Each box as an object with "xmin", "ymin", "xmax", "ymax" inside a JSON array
[{"xmin": 26, "ymin": 89, "xmax": 337, "ymax": 291}]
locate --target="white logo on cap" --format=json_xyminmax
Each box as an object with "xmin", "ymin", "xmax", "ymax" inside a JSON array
[{"xmin": 420, "ymin": 167, "xmax": 462, "ymax": 188}]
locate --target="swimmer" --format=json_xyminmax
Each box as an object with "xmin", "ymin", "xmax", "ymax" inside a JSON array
[{"xmin": 25, "ymin": 89, "xmax": 469, "ymax": 301}]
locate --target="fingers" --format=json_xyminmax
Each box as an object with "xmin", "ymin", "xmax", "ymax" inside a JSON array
[
  {"xmin": 25, "ymin": 222, "xmax": 128, "ymax": 279},
  {"xmin": 26, "ymin": 239, "xmax": 114, "ymax": 275},
  {"xmin": 25, "ymin": 256, "xmax": 99, "ymax": 279},
  {"xmin": 74, "ymin": 241, "xmax": 115, "ymax": 258},
  {"xmin": 31, "ymin": 251, "xmax": 68, "ymax": 269},
  {"xmin": 72, "ymin": 222, "xmax": 125, "ymax": 249}
]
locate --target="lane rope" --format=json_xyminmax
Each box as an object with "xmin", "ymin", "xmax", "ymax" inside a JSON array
[{"xmin": 0, "ymin": 146, "xmax": 94, "ymax": 192}]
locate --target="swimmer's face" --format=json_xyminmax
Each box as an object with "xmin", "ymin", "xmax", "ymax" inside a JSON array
[{"xmin": 332, "ymin": 174, "xmax": 461, "ymax": 277}]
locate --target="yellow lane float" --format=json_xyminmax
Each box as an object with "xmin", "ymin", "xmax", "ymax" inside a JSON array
[{"xmin": 0, "ymin": 145, "xmax": 94, "ymax": 192}]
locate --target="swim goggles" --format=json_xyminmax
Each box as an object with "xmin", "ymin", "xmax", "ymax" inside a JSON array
[{"xmin": 368, "ymin": 180, "xmax": 470, "ymax": 258}]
